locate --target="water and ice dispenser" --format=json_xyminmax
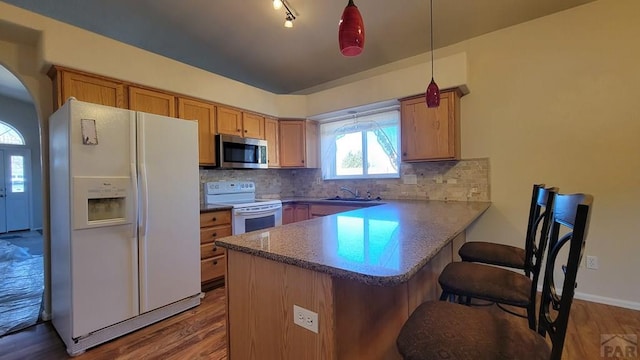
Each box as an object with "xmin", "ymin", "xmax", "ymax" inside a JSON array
[{"xmin": 72, "ymin": 177, "xmax": 133, "ymax": 229}]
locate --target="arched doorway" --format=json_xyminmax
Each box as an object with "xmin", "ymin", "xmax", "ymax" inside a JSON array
[{"xmin": 0, "ymin": 64, "xmax": 44, "ymax": 337}]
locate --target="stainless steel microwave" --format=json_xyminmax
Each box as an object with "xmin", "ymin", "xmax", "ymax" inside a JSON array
[{"xmin": 215, "ymin": 134, "xmax": 268, "ymax": 169}]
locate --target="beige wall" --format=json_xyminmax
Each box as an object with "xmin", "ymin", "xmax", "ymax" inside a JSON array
[
  {"xmin": 1, "ymin": 0, "xmax": 638, "ymax": 308},
  {"xmin": 296, "ymin": 0, "xmax": 640, "ymax": 307},
  {"xmin": 456, "ymin": 0, "xmax": 640, "ymax": 307}
]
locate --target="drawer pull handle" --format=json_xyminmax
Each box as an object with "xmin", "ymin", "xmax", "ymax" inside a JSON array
[
  {"xmin": 212, "ymin": 232, "xmax": 217, "ymax": 237},
  {"xmin": 213, "ymin": 260, "xmax": 218, "ymax": 265},
  {"xmin": 212, "ymin": 247, "xmax": 217, "ymax": 252},
  {"xmin": 212, "ymin": 217, "xmax": 217, "ymax": 221}
]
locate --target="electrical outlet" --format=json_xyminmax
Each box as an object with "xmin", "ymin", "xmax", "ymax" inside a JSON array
[
  {"xmin": 586, "ymin": 255, "xmax": 599, "ymax": 270},
  {"xmin": 293, "ymin": 305, "xmax": 318, "ymax": 333}
]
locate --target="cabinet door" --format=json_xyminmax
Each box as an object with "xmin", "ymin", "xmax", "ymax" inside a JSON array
[
  {"xmin": 305, "ymin": 120, "xmax": 319, "ymax": 168},
  {"xmin": 178, "ymin": 98, "xmax": 217, "ymax": 166},
  {"xmin": 293, "ymin": 204, "xmax": 310, "ymax": 222},
  {"xmin": 60, "ymin": 70, "xmax": 125, "ymax": 109},
  {"xmin": 264, "ymin": 117, "xmax": 280, "ymax": 167},
  {"xmin": 400, "ymin": 90, "xmax": 459, "ymax": 161},
  {"xmin": 242, "ymin": 113, "xmax": 265, "ymax": 139},
  {"xmin": 216, "ymin": 106, "xmax": 243, "ymax": 137},
  {"xmin": 279, "ymin": 120, "xmax": 306, "ymax": 167},
  {"xmin": 282, "ymin": 204, "xmax": 295, "ymax": 225},
  {"xmin": 129, "ymin": 86, "xmax": 176, "ymax": 117}
]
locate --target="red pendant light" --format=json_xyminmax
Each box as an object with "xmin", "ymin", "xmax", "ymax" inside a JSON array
[
  {"xmin": 425, "ymin": 0, "xmax": 440, "ymax": 107},
  {"xmin": 338, "ymin": 0, "xmax": 365, "ymax": 57}
]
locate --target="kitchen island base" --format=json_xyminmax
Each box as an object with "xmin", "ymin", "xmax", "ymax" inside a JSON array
[{"xmin": 225, "ymin": 233, "xmax": 462, "ymax": 360}]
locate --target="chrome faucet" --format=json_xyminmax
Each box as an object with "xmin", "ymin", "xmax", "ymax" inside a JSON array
[{"xmin": 340, "ymin": 186, "xmax": 359, "ymax": 198}]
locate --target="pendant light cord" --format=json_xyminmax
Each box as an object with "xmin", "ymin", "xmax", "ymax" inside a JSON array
[{"xmin": 430, "ymin": 0, "xmax": 434, "ymax": 80}]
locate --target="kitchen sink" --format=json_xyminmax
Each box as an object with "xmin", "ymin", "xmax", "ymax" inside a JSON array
[{"xmin": 324, "ymin": 196, "xmax": 381, "ymax": 202}]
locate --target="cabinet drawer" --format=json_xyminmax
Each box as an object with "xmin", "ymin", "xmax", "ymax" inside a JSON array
[
  {"xmin": 201, "ymin": 255, "xmax": 226, "ymax": 283},
  {"xmin": 201, "ymin": 243, "xmax": 226, "ymax": 260},
  {"xmin": 200, "ymin": 210, "xmax": 231, "ymax": 227},
  {"xmin": 200, "ymin": 225, "xmax": 232, "ymax": 244}
]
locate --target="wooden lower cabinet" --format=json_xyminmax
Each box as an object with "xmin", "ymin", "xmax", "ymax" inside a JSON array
[
  {"xmin": 282, "ymin": 203, "xmax": 310, "ymax": 225},
  {"xmin": 226, "ymin": 240, "xmax": 455, "ymax": 359},
  {"xmin": 200, "ymin": 210, "xmax": 232, "ymax": 289}
]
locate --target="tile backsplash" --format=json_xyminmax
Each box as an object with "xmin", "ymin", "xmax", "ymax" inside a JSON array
[{"xmin": 199, "ymin": 158, "xmax": 490, "ymax": 203}]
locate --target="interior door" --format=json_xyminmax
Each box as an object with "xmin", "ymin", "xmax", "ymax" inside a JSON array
[
  {"xmin": 1, "ymin": 148, "xmax": 30, "ymax": 231},
  {"xmin": 0, "ymin": 150, "xmax": 6, "ymax": 233}
]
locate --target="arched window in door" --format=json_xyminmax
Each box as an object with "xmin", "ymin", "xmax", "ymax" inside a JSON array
[{"xmin": 0, "ymin": 121, "xmax": 25, "ymax": 145}]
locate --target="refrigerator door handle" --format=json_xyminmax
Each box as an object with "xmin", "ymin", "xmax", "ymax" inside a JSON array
[
  {"xmin": 130, "ymin": 162, "xmax": 138, "ymax": 239},
  {"xmin": 139, "ymin": 163, "xmax": 149, "ymax": 238}
]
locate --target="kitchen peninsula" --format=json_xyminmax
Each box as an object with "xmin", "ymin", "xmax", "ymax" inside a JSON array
[{"xmin": 216, "ymin": 200, "xmax": 490, "ymax": 360}]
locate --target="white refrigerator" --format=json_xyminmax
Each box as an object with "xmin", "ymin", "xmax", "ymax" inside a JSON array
[{"xmin": 50, "ymin": 99, "xmax": 201, "ymax": 355}]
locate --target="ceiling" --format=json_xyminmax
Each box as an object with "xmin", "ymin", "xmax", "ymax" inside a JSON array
[{"xmin": 2, "ymin": 0, "xmax": 595, "ymax": 97}]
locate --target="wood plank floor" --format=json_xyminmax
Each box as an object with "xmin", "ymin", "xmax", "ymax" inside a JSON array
[{"xmin": 0, "ymin": 287, "xmax": 637, "ymax": 359}]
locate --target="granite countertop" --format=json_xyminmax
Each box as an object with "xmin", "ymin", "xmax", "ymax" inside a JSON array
[
  {"xmin": 216, "ymin": 200, "xmax": 490, "ymax": 286},
  {"xmin": 200, "ymin": 204, "xmax": 234, "ymax": 212}
]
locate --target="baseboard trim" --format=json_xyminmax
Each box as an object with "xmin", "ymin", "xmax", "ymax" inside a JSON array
[
  {"xmin": 537, "ymin": 285, "xmax": 640, "ymax": 310},
  {"xmin": 573, "ymin": 292, "xmax": 640, "ymax": 311}
]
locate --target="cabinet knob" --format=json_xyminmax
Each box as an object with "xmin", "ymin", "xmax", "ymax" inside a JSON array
[
  {"xmin": 402, "ymin": 152, "xmax": 407, "ymax": 156},
  {"xmin": 212, "ymin": 232, "xmax": 217, "ymax": 238},
  {"xmin": 212, "ymin": 217, "xmax": 217, "ymax": 222},
  {"xmin": 212, "ymin": 247, "xmax": 217, "ymax": 252},
  {"xmin": 301, "ymin": 159, "xmax": 304, "ymax": 163},
  {"xmin": 244, "ymin": 129, "xmax": 248, "ymax": 133},
  {"xmin": 213, "ymin": 260, "xmax": 218, "ymax": 265}
]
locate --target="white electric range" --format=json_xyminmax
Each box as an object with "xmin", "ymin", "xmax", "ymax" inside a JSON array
[{"xmin": 205, "ymin": 181, "xmax": 282, "ymax": 235}]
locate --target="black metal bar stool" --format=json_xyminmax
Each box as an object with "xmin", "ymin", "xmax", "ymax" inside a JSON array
[
  {"xmin": 438, "ymin": 185, "xmax": 557, "ymax": 329},
  {"xmin": 396, "ymin": 193, "xmax": 593, "ymax": 360}
]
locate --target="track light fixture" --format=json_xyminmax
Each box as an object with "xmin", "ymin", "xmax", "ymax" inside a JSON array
[{"xmin": 272, "ymin": 0, "xmax": 296, "ymax": 28}]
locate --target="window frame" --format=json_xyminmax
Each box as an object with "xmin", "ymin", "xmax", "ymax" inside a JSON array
[
  {"xmin": 0, "ymin": 120, "xmax": 25, "ymax": 145},
  {"xmin": 320, "ymin": 107, "xmax": 400, "ymax": 180}
]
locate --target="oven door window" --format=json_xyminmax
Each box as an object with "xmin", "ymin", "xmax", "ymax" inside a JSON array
[
  {"xmin": 245, "ymin": 215, "xmax": 275, "ymax": 233},
  {"xmin": 223, "ymin": 143, "xmax": 261, "ymax": 164}
]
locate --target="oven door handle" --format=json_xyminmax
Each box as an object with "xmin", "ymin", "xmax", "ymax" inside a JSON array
[{"xmin": 234, "ymin": 208, "xmax": 280, "ymax": 217}]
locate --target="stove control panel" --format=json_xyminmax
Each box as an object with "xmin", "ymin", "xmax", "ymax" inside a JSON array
[{"xmin": 206, "ymin": 181, "xmax": 255, "ymax": 195}]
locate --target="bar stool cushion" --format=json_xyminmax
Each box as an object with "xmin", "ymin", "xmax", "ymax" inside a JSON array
[
  {"xmin": 396, "ymin": 301, "xmax": 550, "ymax": 360},
  {"xmin": 458, "ymin": 241, "xmax": 526, "ymax": 269},
  {"xmin": 438, "ymin": 262, "xmax": 531, "ymax": 306}
]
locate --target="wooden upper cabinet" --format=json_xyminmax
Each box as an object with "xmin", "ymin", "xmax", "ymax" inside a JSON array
[
  {"xmin": 279, "ymin": 120, "xmax": 306, "ymax": 167},
  {"xmin": 178, "ymin": 98, "xmax": 217, "ymax": 166},
  {"xmin": 216, "ymin": 106, "xmax": 243, "ymax": 137},
  {"xmin": 305, "ymin": 120, "xmax": 319, "ymax": 168},
  {"xmin": 242, "ymin": 113, "xmax": 265, "ymax": 139},
  {"xmin": 400, "ymin": 89, "xmax": 461, "ymax": 161},
  {"xmin": 128, "ymin": 86, "xmax": 176, "ymax": 117},
  {"xmin": 264, "ymin": 117, "xmax": 280, "ymax": 167},
  {"xmin": 279, "ymin": 120, "xmax": 319, "ymax": 168},
  {"xmin": 50, "ymin": 67, "xmax": 126, "ymax": 110}
]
